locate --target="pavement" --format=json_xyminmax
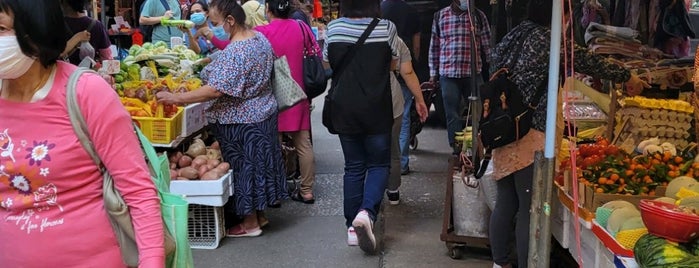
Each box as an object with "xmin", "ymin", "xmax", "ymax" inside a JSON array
[{"xmin": 192, "ymin": 98, "xmax": 494, "ymax": 268}]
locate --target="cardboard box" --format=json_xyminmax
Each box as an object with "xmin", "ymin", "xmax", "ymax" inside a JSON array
[{"xmin": 579, "ymin": 182, "xmax": 666, "ymax": 211}]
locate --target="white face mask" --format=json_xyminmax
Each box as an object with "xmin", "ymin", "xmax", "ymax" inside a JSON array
[{"xmin": 0, "ymin": 36, "xmax": 34, "ymax": 79}]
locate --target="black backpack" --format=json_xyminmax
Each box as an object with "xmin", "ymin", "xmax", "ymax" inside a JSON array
[{"xmin": 139, "ymin": 0, "xmax": 170, "ymax": 43}]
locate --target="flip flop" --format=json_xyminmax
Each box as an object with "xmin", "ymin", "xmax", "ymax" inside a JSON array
[{"xmin": 291, "ymin": 191, "xmax": 315, "ymax": 204}]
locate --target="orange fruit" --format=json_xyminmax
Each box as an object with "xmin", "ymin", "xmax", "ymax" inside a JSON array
[
  {"xmin": 625, "ymin": 169, "xmax": 634, "ymax": 177},
  {"xmin": 674, "ymin": 156, "xmax": 684, "ymax": 164},
  {"xmin": 598, "ymin": 177, "xmax": 608, "ymax": 185},
  {"xmin": 595, "ymin": 188, "xmax": 604, "ymax": 193},
  {"xmin": 610, "ymin": 174, "xmax": 620, "ymax": 181}
]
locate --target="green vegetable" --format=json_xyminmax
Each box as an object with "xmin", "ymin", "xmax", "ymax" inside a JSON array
[
  {"xmin": 127, "ymin": 64, "xmax": 141, "ymax": 81},
  {"xmin": 635, "ymin": 234, "xmax": 693, "ymax": 267},
  {"xmin": 161, "ymin": 18, "xmax": 195, "ymax": 29},
  {"xmin": 142, "ymin": 42, "xmax": 154, "ymax": 50},
  {"xmin": 154, "ymin": 41, "xmax": 167, "ymax": 49},
  {"xmin": 115, "ymin": 83, "xmax": 124, "ymax": 91},
  {"xmin": 114, "ymin": 74, "xmax": 125, "ymax": 83},
  {"xmin": 128, "ymin": 45, "xmax": 143, "ymax": 56}
]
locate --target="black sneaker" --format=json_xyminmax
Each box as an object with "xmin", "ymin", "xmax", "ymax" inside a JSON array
[
  {"xmin": 400, "ymin": 167, "xmax": 410, "ymax": 175},
  {"xmin": 386, "ymin": 190, "xmax": 400, "ymax": 205}
]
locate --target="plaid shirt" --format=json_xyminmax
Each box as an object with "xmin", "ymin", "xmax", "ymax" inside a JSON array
[{"xmin": 429, "ymin": 7, "xmax": 492, "ymax": 78}]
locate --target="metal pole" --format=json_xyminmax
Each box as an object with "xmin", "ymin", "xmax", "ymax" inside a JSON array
[
  {"xmin": 467, "ymin": 1, "xmax": 481, "ymax": 166},
  {"xmin": 529, "ymin": 0, "xmax": 564, "ymax": 266},
  {"xmin": 101, "ymin": 0, "xmax": 108, "ymax": 28}
]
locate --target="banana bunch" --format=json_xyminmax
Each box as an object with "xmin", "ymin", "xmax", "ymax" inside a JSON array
[{"xmin": 622, "ymin": 96, "xmax": 694, "ymax": 114}]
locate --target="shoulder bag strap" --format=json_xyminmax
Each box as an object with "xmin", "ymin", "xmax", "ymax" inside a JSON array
[
  {"xmin": 297, "ymin": 20, "xmax": 312, "ymax": 56},
  {"xmin": 66, "ymin": 67, "xmax": 102, "ymax": 167},
  {"xmin": 331, "ymin": 18, "xmax": 380, "ymax": 87}
]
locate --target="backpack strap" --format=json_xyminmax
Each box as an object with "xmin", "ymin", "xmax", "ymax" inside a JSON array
[{"xmin": 159, "ymin": 0, "xmax": 172, "ymax": 35}]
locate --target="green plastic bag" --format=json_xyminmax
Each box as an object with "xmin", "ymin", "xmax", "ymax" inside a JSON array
[{"xmin": 136, "ymin": 127, "xmax": 194, "ymax": 268}]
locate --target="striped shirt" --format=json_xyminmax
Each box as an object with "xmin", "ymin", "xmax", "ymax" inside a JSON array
[
  {"xmin": 322, "ymin": 17, "xmax": 400, "ymax": 62},
  {"xmin": 429, "ymin": 7, "xmax": 492, "ymax": 78}
]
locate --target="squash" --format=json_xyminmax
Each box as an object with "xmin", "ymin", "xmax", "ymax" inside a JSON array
[
  {"xmin": 602, "ymin": 200, "xmax": 636, "ymax": 211},
  {"xmin": 635, "ymin": 234, "xmax": 693, "ymax": 267},
  {"xmin": 620, "ymin": 216, "xmax": 645, "ymax": 231},
  {"xmin": 678, "ymin": 196, "xmax": 699, "ymax": 210},
  {"xmin": 654, "ymin": 197, "xmax": 677, "ymax": 205}
]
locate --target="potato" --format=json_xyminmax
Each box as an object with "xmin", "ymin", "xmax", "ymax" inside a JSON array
[
  {"xmin": 186, "ymin": 143, "xmax": 207, "ymax": 157},
  {"xmin": 169, "ymin": 169, "xmax": 178, "ymax": 179},
  {"xmin": 207, "ymin": 149, "xmax": 222, "ymax": 161},
  {"xmin": 178, "ymin": 167, "xmax": 199, "ymax": 179},
  {"xmin": 169, "ymin": 162, "xmax": 177, "ymax": 170},
  {"xmin": 201, "ymin": 170, "xmax": 220, "ymax": 180},
  {"xmin": 175, "ymin": 177, "xmax": 190, "ymax": 181},
  {"xmin": 210, "ymin": 141, "xmax": 220, "ymax": 150},
  {"xmin": 178, "ymin": 155, "xmax": 193, "ymax": 168},
  {"xmin": 192, "ymin": 155, "xmax": 208, "ymax": 169}
]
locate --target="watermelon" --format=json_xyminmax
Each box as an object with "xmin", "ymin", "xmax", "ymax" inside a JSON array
[{"xmin": 635, "ymin": 234, "xmax": 693, "ymax": 267}]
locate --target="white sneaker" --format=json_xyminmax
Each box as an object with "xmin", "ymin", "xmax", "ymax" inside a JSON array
[
  {"xmin": 352, "ymin": 210, "xmax": 376, "ymax": 254},
  {"xmin": 347, "ymin": 227, "xmax": 358, "ymax": 246}
]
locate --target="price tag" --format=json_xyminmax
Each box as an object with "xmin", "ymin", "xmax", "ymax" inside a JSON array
[
  {"xmin": 171, "ymin": 37, "xmax": 184, "ymax": 48},
  {"xmin": 103, "ymin": 60, "xmax": 121, "ymax": 75}
]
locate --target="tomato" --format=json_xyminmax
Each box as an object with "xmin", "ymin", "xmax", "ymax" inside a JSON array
[
  {"xmin": 604, "ymin": 145, "xmax": 619, "ymax": 156},
  {"xmin": 582, "ymin": 157, "xmax": 597, "ymax": 168}
]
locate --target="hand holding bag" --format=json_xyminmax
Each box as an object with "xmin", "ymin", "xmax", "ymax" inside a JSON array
[
  {"xmin": 66, "ymin": 68, "xmax": 192, "ymax": 268},
  {"xmin": 272, "ymin": 55, "xmax": 307, "ymax": 111},
  {"xmin": 297, "ymin": 20, "xmax": 328, "ymax": 99}
]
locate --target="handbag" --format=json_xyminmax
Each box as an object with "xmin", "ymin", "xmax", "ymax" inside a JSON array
[
  {"xmin": 66, "ymin": 68, "xmax": 193, "ymax": 268},
  {"xmin": 322, "ymin": 18, "xmax": 380, "ymax": 134},
  {"xmin": 272, "ymin": 55, "xmax": 307, "ymax": 111},
  {"xmin": 297, "ymin": 20, "xmax": 328, "ymax": 99},
  {"xmin": 475, "ymin": 27, "xmax": 542, "ymax": 178}
]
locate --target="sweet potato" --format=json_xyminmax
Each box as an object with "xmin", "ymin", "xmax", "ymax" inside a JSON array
[
  {"xmin": 178, "ymin": 167, "xmax": 199, "ymax": 179},
  {"xmin": 207, "ymin": 159, "xmax": 221, "ymax": 168},
  {"xmin": 178, "ymin": 155, "xmax": 193, "ymax": 168},
  {"xmin": 198, "ymin": 165, "xmax": 210, "ymax": 178},
  {"xmin": 170, "ymin": 169, "xmax": 178, "ymax": 179},
  {"xmin": 216, "ymin": 162, "xmax": 230, "ymax": 172},
  {"xmin": 192, "ymin": 155, "xmax": 208, "ymax": 169},
  {"xmin": 169, "ymin": 162, "xmax": 177, "ymax": 170},
  {"xmin": 169, "ymin": 151, "xmax": 183, "ymax": 165},
  {"xmin": 200, "ymin": 170, "xmax": 220, "ymax": 180},
  {"xmin": 175, "ymin": 177, "xmax": 190, "ymax": 181}
]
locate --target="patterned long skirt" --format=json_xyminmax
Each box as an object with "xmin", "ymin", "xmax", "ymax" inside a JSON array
[{"xmin": 213, "ymin": 115, "xmax": 288, "ymax": 216}]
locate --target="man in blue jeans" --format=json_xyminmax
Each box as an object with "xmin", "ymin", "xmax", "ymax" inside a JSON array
[
  {"xmin": 429, "ymin": 0, "xmax": 491, "ymax": 153},
  {"xmin": 381, "ymin": 0, "xmax": 420, "ymax": 174}
]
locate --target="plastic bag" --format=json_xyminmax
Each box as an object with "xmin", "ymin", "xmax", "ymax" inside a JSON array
[{"xmin": 79, "ymin": 41, "xmax": 95, "ymax": 61}]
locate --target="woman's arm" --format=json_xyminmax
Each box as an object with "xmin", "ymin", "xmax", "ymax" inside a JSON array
[
  {"xmin": 572, "ymin": 44, "xmax": 648, "ymax": 95},
  {"xmin": 77, "ymin": 73, "xmax": 165, "ymax": 267},
  {"xmin": 184, "ymin": 28, "xmax": 202, "ymax": 54},
  {"xmin": 399, "ymin": 61, "xmax": 428, "ymax": 122},
  {"xmin": 156, "ymin": 85, "xmax": 222, "ymax": 105}
]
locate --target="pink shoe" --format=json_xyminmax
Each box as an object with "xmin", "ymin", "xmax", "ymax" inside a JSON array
[
  {"xmin": 347, "ymin": 227, "xmax": 358, "ymax": 246},
  {"xmin": 226, "ymin": 224, "xmax": 262, "ymax": 238}
]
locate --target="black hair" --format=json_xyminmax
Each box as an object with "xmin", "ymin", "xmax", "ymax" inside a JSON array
[
  {"xmin": 0, "ymin": 0, "xmax": 70, "ymax": 67},
  {"xmin": 210, "ymin": 0, "xmax": 247, "ymax": 28},
  {"xmin": 63, "ymin": 0, "xmax": 88, "ymax": 13},
  {"xmin": 187, "ymin": 1, "xmax": 209, "ymax": 20},
  {"xmin": 340, "ymin": 0, "xmax": 380, "ymax": 18},
  {"xmin": 267, "ymin": 0, "xmax": 292, "ymax": 19},
  {"xmin": 527, "ymin": 0, "xmax": 571, "ymax": 27}
]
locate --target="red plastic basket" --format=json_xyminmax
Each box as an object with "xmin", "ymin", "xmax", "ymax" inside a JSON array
[{"xmin": 639, "ymin": 199, "xmax": 699, "ymax": 242}]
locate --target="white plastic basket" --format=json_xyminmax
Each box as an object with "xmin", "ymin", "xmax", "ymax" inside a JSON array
[{"xmin": 188, "ymin": 204, "xmax": 225, "ymax": 249}]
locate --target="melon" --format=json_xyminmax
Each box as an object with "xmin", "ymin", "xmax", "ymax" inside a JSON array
[
  {"xmin": 666, "ymin": 176, "xmax": 698, "ymax": 199},
  {"xmin": 678, "ymin": 196, "xmax": 699, "ymax": 209},
  {"xmin": 607, "ymin": 207, "xmax": 641, "ymax": 235},
  {"xmin": 620, "ymin": 216, "xmax": 645, "ymax": 231},
  {"xmin": 602, "ymin": 200, "xmax": 636, "ymax": 211},
  {"xmin": 654, "ymin": 197, "xmax": 677, "ymax": 204}
]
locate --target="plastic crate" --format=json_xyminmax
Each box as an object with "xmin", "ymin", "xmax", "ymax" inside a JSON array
[
  {"xmin": 170, "ymin": 171, "xmax": 232, "ymax": 206},
  {"xmin": 188, "ymin": 204, "xmax": 225, "ymax": 249},
  {"xmin": 182, "ymin": 103, "xmax": 207, "ymax": 136},
  {"xmin": 132, "ymin": 107, "xmax": 184, "ymax": 144}
]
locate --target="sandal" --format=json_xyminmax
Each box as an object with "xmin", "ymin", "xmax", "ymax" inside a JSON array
[
  {"xmin": 226, "ymin": 224, "xmax": 262, "ymax": 238},
  {"xmin": 291, "ymin": 191, "xmax": 315, "ymax": 204},
  {"xmin": 257, "ymin": 214, "xmax": 269, "ymax": 228}
]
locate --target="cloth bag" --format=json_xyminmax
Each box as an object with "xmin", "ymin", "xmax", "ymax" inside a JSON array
[
  {"xmin": 272, "ymin": 55, "xmax": 307, "ymax": 111},
  {"xmin": 66, "ymin": 68, "xmax": 193, "ymax": 268},
  {"xmin": 297, "ymin": 21, "xmax": 328, "ymax": 99}
]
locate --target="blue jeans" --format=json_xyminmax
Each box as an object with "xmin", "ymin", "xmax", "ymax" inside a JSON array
[
  {"xmin": 398, "ymin": 85, "xmax": 412, "ymax": 171},
  {"xmin": 339, "ymin": 133, "xmax": 391, "ymax": 227},
  {"xmin": 439, "ymin": 76, "xmax": 481, "ymax": 149}
]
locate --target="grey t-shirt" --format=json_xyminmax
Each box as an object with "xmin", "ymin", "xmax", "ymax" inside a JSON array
[{"xmin": 390, "ymin": 37, "xmax": 412, "ymax": 118}]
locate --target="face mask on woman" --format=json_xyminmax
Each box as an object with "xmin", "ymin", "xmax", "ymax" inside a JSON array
[
  {"xmin": 0, "ymin": 36, "xmax": 34, "ymax": 79},
  {"xmin": 190, "ymin": 12, "xmax": 207, "ymax": 26},
  {"xmin": 211, "ymin": 25, "xmax": 230, "ymax": 40}
]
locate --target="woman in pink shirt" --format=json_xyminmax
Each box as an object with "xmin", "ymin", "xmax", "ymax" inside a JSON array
[
  {"xmin": 0, "ymin": 1, "xmax": 164, "ymax": 267},
  {"xmin": 256, "ymin": 0, "xmax": 319, "ymax": 203}
]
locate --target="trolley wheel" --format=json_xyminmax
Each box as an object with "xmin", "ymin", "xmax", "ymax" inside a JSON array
[
  {"xmin": 446, "ymin": 243, "xmax": 465, "ymax": 260},
  {"xmin": 410, "ymin": 136, "xmax": 418, "ymax": 150}
]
